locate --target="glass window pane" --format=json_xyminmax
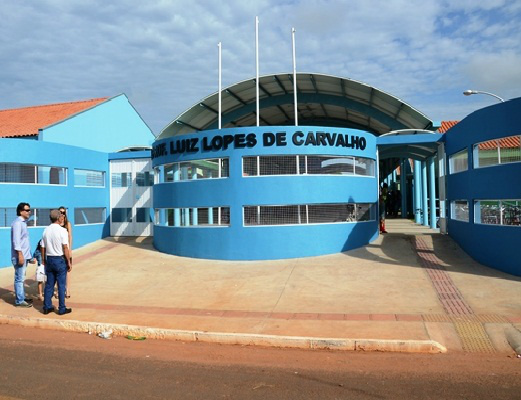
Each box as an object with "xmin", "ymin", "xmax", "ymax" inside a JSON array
[
  {"xmin": 75, "ymin": 208, "xmax": 105, "ymax": 225},
  {"xmin": 136, "ymin": 171, "xmax": 154, "ymax": 186},
  {"xmin": 111, "ymin": 172, "xmax": 132, "ymax": 187},
  {"xmin": 355, "ymin": 157, "xmax": 375, "ymax": 176},
  {"xmin": 449, "ymin": 149, "xmax": 468, "ymax": 174},
  {"xmin": 502, "ymin": 200, "xmax": 521, "ymax": 225},
  {"xmin": 451, "ymin": 201, "xmax": 469, "ymax": 222},
  {"xmin": 112, "ymin": 208, "xmax": 132, "ymax": 223},
  {"xmin": 74, "ymin": 169, "xmax": 104, "ymax": 187},
  {"xmin": 499, "ymin": 136, "xmax": 521, "ymax": 164},
  {"xmin": 476, "ymin": 200, "xmax": 500, "ymax": 224},
  {"xmin": 0, "ymin": 208, "xmax": 17, "ymax": 227},
  {"xmin": 474, "ymin": 140, "xmax": 498, "ymax": 168},
  {"xmin": 136, "ymin": 207, "xmax": 152, "ymax": 222}
]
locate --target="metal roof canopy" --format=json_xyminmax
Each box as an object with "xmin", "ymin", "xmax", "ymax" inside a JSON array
[
  {"xmin": 158, "ymin": 73, "xmax": 433, "ymax": 139},
  {"xmin": 377, "ymin": 130, "xmax": 444, "ymax": 160}
]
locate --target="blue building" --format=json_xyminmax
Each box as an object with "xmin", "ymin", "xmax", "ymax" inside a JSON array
[
  {"xmin": 0, "ymin": 94, "xmax": 155, "ymax": 267},
  {"xmin": 1, "ymin": 74, "xmax": 519, "ymax": 276}
]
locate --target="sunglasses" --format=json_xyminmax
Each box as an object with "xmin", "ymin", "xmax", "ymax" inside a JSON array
[
  {"xmin": 60, "ymin": 210, "xmax": 66, "ymax": 214},
  {"xmin": 23, "ymin": 209, "xmax": 31, "ymax": 212}
]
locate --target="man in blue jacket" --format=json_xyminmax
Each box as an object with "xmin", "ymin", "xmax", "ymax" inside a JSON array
[{"xmin": 11, "ymin": 202, "xmax": 34, "ymax": 308}]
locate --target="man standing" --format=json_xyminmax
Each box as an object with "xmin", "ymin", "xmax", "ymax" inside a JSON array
[
  {"xmin": 11, "ymin": 202, "xmax": 34, "ymax": 308},
  {"xmin": 41, "ymin": 209, "xmax": 72, "ymax": 315}
]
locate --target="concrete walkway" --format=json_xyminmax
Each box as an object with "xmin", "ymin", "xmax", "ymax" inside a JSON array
[{"xmin": 1, "ymin": 219, "xmax": 520, "ymax": 353}]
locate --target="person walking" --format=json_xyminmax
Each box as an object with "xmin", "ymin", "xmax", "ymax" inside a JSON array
[
  {"xmin": 10, "ymin": 202, "xmax": 34, "ymax": 308},
  {"xmin": 41, "ymin": 209, "xmax": 72, "ymax": 315}
]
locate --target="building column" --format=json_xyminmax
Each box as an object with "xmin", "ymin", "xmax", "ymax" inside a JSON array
[
  {"xmin": 428, "ymin": 156, "xmax": 437, "ymax": 229},
  {"xmin": 400, "ymin": 159, "xmax": 407, "ymax": 218},
  {"xmin": 414, "ymin": 160, "xmax": 422, "ymax": 224},
  {"xmin": 422, "ymin": 161, "xmax": 429, "ymax": 226}
]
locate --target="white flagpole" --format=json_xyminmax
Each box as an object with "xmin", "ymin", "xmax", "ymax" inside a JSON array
[
  {"xmin": 292, "ymin": 27, "xmax": 298, "ymax": 126},
  {"xmin": 256, "ymin": 16, "xmax": 260, "ymax": 127},
  {"xmin": 218, "ymin": 42, "xmax": 222, "ymax": 129}
]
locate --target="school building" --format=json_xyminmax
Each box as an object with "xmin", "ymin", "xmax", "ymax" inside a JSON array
[{"xmin": 1, "ymin": 73, "xmax": 519, "ymax": 276}]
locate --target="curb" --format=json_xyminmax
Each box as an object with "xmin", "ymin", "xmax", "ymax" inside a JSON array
[
  {"xmin": 505, "ymin": 326, "xmax": 521, "ymax": 355},
  {"xmin": 0, "ymin": 314, "xmax": 446, "ymax": 354}
]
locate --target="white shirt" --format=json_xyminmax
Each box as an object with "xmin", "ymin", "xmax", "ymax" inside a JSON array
[{"xmin": 41, "ymin": 223, "xmax": 69, "ymax": 257}]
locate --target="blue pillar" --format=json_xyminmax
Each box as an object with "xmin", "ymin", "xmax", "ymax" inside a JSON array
[
  {"xmin": 192, "ymin": 173, "xmax": 198, "ymax": 226},
  {"xmin": 208, "ymin": 208, "xmax": 214, "ymax": 225},
  {"xmin": 174, "ymin": 209, "xmax": 180, "ymax": 227},
  {"xmin": 422, "ymin": 161, "xmax": 428, "ymax": 226},
  {"xmin": 428, "ymin": 157, "xmax": 437, "ymax": 229},
  {"xmin": 400, "ymin": 159, "xmax": 407, "ymax": 218},
  {"xmin": 414, "ymin": 160, "xmax": 422, "ymax": 224}
]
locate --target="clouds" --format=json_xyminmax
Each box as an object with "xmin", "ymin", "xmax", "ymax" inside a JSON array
[{"xmin": 1, "ymin": 0, "xmax": 520, "ymax": 134}]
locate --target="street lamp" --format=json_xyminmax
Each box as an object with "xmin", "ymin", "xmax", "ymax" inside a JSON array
[{"xmin": 463, "ymin": 89, "xmax": 505, "ymax": 103}]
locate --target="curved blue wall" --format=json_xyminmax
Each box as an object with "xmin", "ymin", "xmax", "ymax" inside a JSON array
[
  {"xmin": 152, "ymin": 126, "xmax": 378, "ymax": 260},
  {"xmin": 445, "ymin": 97, "xmax": 521, "ymax": 276}
]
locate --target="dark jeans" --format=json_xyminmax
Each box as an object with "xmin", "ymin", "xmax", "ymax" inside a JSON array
[{"xmin": 44, "ymin": 256, "xmax": 67, "ymax": 313}]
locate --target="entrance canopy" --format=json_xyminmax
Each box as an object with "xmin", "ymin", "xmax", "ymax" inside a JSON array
[
  {"xmin": 158, "ymin": 73, "xmax": 433, "ymax": 139},
  {"xmin": 377, "ymin": 129, "xmax": 444, "ymax": 161}
]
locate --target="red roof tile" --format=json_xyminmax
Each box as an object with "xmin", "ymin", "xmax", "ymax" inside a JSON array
[
  {"xmin": 437, "ymin": 120, "xmax": 459, "ymax": 133},
  {"xmin": 0, "ymin": 97, "xmax": 109, "ymax": 138}
]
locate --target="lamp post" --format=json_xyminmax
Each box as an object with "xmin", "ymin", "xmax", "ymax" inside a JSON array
[{"xmin": 463, "ymin": 90, "xmax": 504, "ymax": 103}]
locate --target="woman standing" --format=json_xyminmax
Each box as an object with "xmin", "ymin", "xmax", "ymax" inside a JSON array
[{"xmin": 59, "ymin": 206, "xmax": 73, "ymax": 298}]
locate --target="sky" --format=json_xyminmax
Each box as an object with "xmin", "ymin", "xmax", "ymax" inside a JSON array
[{"xmin": 1, "ymin": 0, "xmax": 521, "ymax": 135}]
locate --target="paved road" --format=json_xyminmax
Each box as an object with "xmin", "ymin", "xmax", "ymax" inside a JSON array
[{"xmin": 1, "ymin": 325, "xmax": 520, "ymax": 399}]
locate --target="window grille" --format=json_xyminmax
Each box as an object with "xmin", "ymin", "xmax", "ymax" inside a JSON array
[
  {"xmin": 450, "ymin": 200, "xmax": 469, "ymax": 222},
  {"xmin": 242, "ymin": 155, "xmax": 375, "ymax": 177},
  {"xmin": 74, "ymin": 169, "xmax": 105, "ymax": 187},
  {"xmin": 155, "ymin": 207, "xmax": 230, "ymax": 227},
  {"xmin": 475, "ymin": 200, "xmax": 521, "ymax": 226},
  {"xmin": 75, "ymin": 208, "xmax": 106, "ymax": 225},
  {"xmin": 0, "ymin": 163, "xmax": 66, "ymax": 185},
  {"xmin": 244, "ymin": 203, "xmax": 376, "ymax": 226},
  {"xmin": 162, "ymin": 158, "xmax": 229, "ymax": 182},
  {"xmin": 0, "ymin": 208, "xmax": 17, "ymax": 227},
  {"xmin": 449, "ymin": 149, "xmax": 468, "ymax": 174}
]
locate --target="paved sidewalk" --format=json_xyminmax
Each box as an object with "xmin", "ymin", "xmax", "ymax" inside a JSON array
[{"xmin": 1, "ymin": 219, "xmax": 520, "ymax": 353}]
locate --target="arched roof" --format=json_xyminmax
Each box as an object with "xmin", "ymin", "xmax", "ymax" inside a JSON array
[{"xmin": 158, "ymin": 73, "xmax": 433, "ymax": 140}]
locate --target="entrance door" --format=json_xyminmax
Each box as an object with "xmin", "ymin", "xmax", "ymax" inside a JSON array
[{"xmin": 110, "ymin": 159, "xmax": 153, "ymax": 237}]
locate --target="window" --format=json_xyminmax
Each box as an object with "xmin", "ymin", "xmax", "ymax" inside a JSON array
[
  {"xmin": 111, "ymin": 208, "xmax": 132, "ymax": 223},
  {"xmin": 449, "ymin": 149, "xmax": 468, "ymax": 174},
  {"xmin": 74, "ymin": 169, "xmax": 105, "ymax": 187},
  {"xmin": 473, "ymin": 135, "xmax": 521, "ymax": 168},
  {"xmin": 163, "ymin": 158, "xmax": 229, "ymax": 182},
  {"xmin": 0, "ymin": 208, "xmax": 16, "ymax": 227},
  {"xmin": 475, "ymin": 200, "xmax": 521, "ymax": 226},
  {"xmin": 75, "ymin": 208, "xmax": 106, "ymax": 225},
  {"xmin": 27, "ymin": 208, "xmax": 53, "ymax": 227},
  {"xmin": 0, "ymin": 163, "xmax": 66, "ymax": 185},
  {"xmin": 136, "ymin": 171, "xmax": 154, "ymax": 187},
  {"xmin": 136, "ymin": 207, "xmax": 153, "ymax": 223},
  {"xmin": 111, "ymin": 172, "xmax": 132, "ymax": 187},
  {"xmin": 155, "ymin": 207, "xmax": 230, "ymax": 227},
  {"xmin": 450, "ymin": 201, "xmax": 469, "ymax": 222},
  {"xmin": 244, "ymin": 203, "xmax": 376, "ymax": 226},
  {"xmin": 243, "ymin": 155, "xmax": 376, "ymax": 177}
]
